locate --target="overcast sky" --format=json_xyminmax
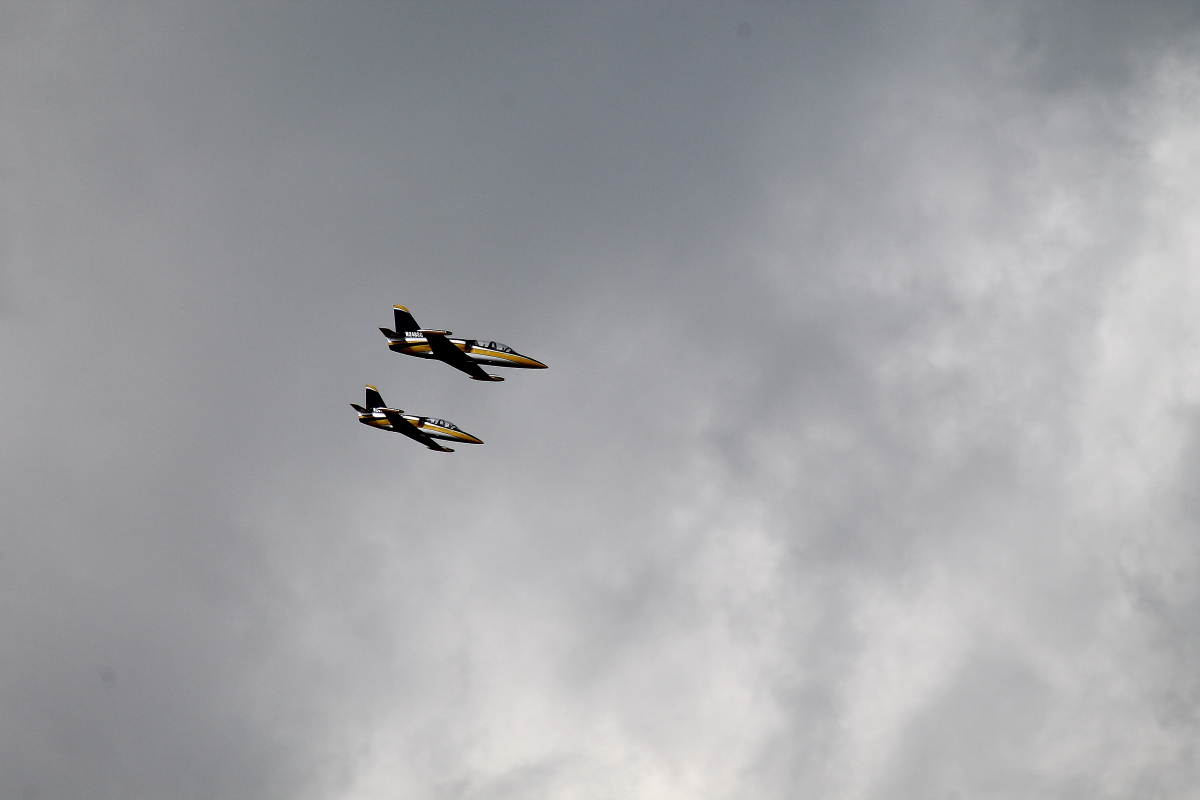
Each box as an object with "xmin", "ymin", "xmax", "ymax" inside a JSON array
[{"xmin": 4, "ymin": 2, "xmax": 1200, "ymax": 799}]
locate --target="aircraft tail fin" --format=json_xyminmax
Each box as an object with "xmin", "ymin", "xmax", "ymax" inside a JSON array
[
  {"xmin": 393, "ymin": 306, "xmax": 420, "ymax": 334},
  {"xmin": 365, "ymin": 385, "xmax": 386, "ymax": 410}
]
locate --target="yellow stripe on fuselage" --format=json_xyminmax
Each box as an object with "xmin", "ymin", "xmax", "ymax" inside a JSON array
[
  {"xmin": 362, "ymin": 416, "xmax": 476, "ymax": 441},
  {"xmin": 424, "ymin": 425, "xmax": 480, "ymax": 443},
  {"xmin": 482, "ymin": 352, "xmax": 543, "ymax": 367},
  {"xmin": 459, "ymin": 345, "xmax": 542, "ymax": 367},
  {"xmin": 393, "ymin": 337, "xmax": 542, "ymax": 368}
]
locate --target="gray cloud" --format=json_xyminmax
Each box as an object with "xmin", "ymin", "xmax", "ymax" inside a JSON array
[{"xmin": 2, "ymin": 2, "xmax": 1200, "ymax": 798}]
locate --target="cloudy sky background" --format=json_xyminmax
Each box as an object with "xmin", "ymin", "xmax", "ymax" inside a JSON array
[{"xmin": 4, "ymin": 2, "xmax": 1200, "ymax": 798}]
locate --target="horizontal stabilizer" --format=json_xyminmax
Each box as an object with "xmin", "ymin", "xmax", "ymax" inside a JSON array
[
  {"xmin": 379, "ymin": 327, "xmax": 402, "ymax": 341},
  {"xmin": 350, "ymin": 403, "xmax": 367, "ymax": 413}
]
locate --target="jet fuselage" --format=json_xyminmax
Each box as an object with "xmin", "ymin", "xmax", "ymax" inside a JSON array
[
  {"xmin": 357, "ymin": 409, "xmax": 484, "ymax": 445},
  {"xmin": 385, "ymin": 333, "xmax": 547, "ymax": 370},
  {"xmin": 381, "ymin": 306, "xmax": 546, "ymax": 381}
]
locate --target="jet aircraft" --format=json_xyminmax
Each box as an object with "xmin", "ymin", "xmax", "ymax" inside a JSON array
[
  {"xmin": 350, "ymin": 385, "xmax": 483, "ymax": 452},
  {"xmin": 379, "ymin": 305, "xmax": 547, "ymax": 381}
]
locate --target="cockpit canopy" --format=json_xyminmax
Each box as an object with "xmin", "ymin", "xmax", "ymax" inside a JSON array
[
  {"xmin": 427, "ymin": 418, "xmax": 459, "ymax": 431},
  {"xmin": 485, "ymin": 341, "xmax": 515, "ymax": 354}
]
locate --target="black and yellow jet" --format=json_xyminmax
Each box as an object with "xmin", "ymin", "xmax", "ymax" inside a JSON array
[
  {"xmin": 379, "ymin": 305, "xmax": 548, "ymax": 381},
  {"xmin": 350, "ymin": 385, "xmax": 483, "ymax": 453}
]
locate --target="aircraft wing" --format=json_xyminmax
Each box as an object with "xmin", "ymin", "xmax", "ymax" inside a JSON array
[
  {"xmin": 423, "ymin": 332, "xmax": 498, "ymax": 381},
  {"xmin": 381, "ymin": 409, "xmax": 454, "ymax": 452}
]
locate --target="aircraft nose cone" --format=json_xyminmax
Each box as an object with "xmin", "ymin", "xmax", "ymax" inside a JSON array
[
  {"xmin": 462, "ymin": 433, "xmax": 484, "ymax": 444},
  {"xmin": 510, "ymin": 351, "xmax": 547, "ymax": 368}
]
